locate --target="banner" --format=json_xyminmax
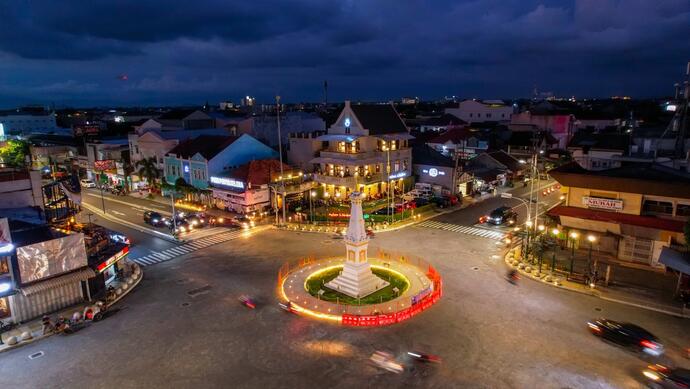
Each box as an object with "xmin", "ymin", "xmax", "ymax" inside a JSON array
[{"xmin": 94, "ymin": 160, "xmax": 115, "ymax": 171}]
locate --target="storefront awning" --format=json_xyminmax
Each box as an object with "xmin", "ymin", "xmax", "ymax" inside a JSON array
[
  {"xmin": 659, "ymin": 247, "xmax": 690, "ymax": 275},
  {"xmin": 548, "ymin": 206, "xmax": 686, "ymax": 233},
  {"xmin": 21, "ymin": 268, "xmax": 96, "ymax": 296}
]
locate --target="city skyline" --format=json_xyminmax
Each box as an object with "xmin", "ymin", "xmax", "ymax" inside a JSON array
[{"xmin": 1, "ymin": 1, "xmax": 689, "ymax": 108}]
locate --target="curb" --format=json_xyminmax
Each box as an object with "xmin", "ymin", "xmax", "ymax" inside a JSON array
[
  {"xmin": 0, "ymin": 263, "xmax": 145, "ymax": 354},
  {"xmin": 503, "ymin": 248, "xmax": 690, "ymax": 319}
]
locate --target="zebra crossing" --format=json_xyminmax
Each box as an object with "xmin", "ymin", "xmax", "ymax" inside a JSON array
[
  {"xmin": 131, "ymin": 229, "xmax": 247, "ymax": 267},
  {"xmin": 416, "ymin": 220, "xmax": 506, "ymax": 240}
]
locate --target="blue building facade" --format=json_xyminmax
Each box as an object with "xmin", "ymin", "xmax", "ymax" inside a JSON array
[{"xmin": 164, "ymin": 134, "xmax": 277, "ymax": 190}]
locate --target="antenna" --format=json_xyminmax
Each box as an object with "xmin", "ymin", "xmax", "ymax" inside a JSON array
[{"xmin": 323, "ymin": 80, "xmax": 328, "ymax": 107}]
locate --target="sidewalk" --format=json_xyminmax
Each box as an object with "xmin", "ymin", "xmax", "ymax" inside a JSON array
[
  {"xmin": 0, "ymin": 261, "xmax": 144, "ymax": 353},
  {"xmin": 504, "ymin": 245, "xmax": 690, "ymax": 318}
]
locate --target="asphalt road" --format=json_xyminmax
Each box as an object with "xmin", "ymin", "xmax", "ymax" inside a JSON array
[{"xmin": 1, "ymin": 202, "xmax": 688, "ymax": 388}]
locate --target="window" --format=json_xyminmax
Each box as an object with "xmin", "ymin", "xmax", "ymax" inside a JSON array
[
  {"xmin": 375, "ymin": 164, "xmax": 380, "ymax": 173},
  {"xmin": 642, "ymin": 199, "xmax": 673, "ymax": 215},
  {"xmin": 402, "ymin": 159, "xmax": 408, "ymax": 170},
  {"xmin": 486, "ymin": 113, "xmax": 492, "ymax": 118},
  {"xmin": 338, "ymin": 142, "xmax": 346, "ymax": 152},
  {"xmin": 676, "ymin": 203, "xmax": 690, "ymax": 217},
  {"xmin": 135, "ymin": 146, "xmax": 139, "ymax": 154},
  {"xmin": 394, "ymin": 160, "xmax": 400, "ymax": 172},
  {"xmin": 469, "ymin": 113, "xmax": 473, "ymax": 118},
  {"xmin": 620, "ymin": 237, "xmax": 653, "ymax": 264},
  {"xmin": 501, "ymin": 114, "xmax": 505, "ymax": 118}
]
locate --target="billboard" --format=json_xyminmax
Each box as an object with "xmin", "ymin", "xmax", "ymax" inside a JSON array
[
  {"xmin": 94, "ymin": 160, "xmax": 115, "ymax": 171},
  {"xmin": 16, "ymin": 233, "xmax": 88, "ymax": 284}
]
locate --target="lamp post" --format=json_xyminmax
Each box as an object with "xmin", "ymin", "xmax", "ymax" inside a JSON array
[
  {"xmin": 310, "ymin": 190, "xmax": 316, "ymax": 224},
  {"xmin": 550, "ymin": 228, "xmax": 559, "ymax": 271},
  {"xmin": 587, "ymin": 234, "xmax": 597, "ymax": 280},
  {"xmin": 525, "ymin": 220, "xmax": 533, "ymax": 258},
  {"xmin": 276, "ymin": 95, "xmax": 286, "ymax": 226},
  {"xmin": 569, "ymin": 231, "xmax": 579, "ymax": 276},
  {"xmin": 382, "ymin": 143, "xmax": 391, "ymax": 224}
]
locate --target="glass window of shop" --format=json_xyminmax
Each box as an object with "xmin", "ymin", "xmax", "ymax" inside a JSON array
[{"xmin": 0, "ymin": 297, "xmax": 9, "ymax": 319}]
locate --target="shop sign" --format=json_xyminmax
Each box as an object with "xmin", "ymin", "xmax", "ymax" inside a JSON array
[
  {"xmin": 582, "ymin": 196, "xmax": 623, "ymax": 211},
  {"xmin": 96, "ymin": 246, "xmax": 129, "ymax": 273},
  {"xmin": 422, "ymin": 168, "xmax": 445, "ymax": 177},
  {"xmin": 388, "ymin": 172, "xmax": 407, "ymax": 180},
  {"xmin": 210, "ymin": 176, "xmax": 244, "ymax": 189},
  {"xmin": 94, "ymin": 160, "xmax": 115, "ymax": 171},
  {"xmin": 116, "ymin": 161, "xmax": 125, "ymax": 176}
]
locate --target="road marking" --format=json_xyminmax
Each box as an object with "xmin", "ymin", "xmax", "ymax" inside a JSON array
[
  {"xmin": 111, "ymin": 210, "xmax": 126, "ymax": 216},
  {"xmin": 416, "ymin": 220, "xmax": 505, "ymax": 240}
]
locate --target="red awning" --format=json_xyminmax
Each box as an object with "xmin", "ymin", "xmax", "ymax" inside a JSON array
[{"xmin": 548, "ymin": 206, "xmax": 685, "ymax": 233}]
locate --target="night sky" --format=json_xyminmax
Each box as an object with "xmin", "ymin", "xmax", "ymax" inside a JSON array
[{"xmin": 1, "ymin": 0, "xmax": 689, "ymax": 107}]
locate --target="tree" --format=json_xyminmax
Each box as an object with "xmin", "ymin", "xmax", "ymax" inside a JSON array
[
  {"xmin": 135, "ymin": 157, "xmax": 160, "ymax": 192},
  {"xmin": 0, "ymin": 139, "xmax": 29, "ymax": 168}
]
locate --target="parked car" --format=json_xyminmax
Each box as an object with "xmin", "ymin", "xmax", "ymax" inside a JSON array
[
  {"xmin": 372, "ymin": 206, "xmax": 397, "ymax": 216},
  {"xmin": 642, "ymin": 364, "xmax": 690, "ymax": 388},
  {"xmin": 413, "ymin": 197, "xmax": 430, "ymax": 207},
  {"xmin": 143, "ymin": 211, "xmax": 165, "ymax": 227},
  {"xmin": 80, "ymin": 179, "xmax": 96, "ymax": 188},
  {"xmin": 587, "ymin": 319, "xmax": 664, "ymax": 356},
  {"xmin": 431, "ymin": 196, "xmax": 451, "ymax": 208},
  {"xmin": 486, "ymin": 206, "xmax": 517, "ymax": 225}
]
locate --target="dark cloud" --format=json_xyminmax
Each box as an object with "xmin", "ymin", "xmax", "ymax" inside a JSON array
[{"xmin": 0, "ymin": 0, "xmax": 689, "ymax": 106}]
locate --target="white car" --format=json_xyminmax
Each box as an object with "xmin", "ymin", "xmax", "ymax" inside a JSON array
[
  {"xmin": 370, "ymin": 351, "xmax": 404, "ymax": 374},
  {"xmin": 80, "ymin": 179, "xmax": 96, "ymax": 188}
]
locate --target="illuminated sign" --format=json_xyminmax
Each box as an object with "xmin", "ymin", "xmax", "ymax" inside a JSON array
[
  {"xmin": 210, "ymin": 176, "xmax": 244, "ymax": 189},
  {"xmin": 93, "ymin": 160, "xmax": 115, "ymax": 171},
  {"xmin": 422, "ymin": 168, "xmax": 445, "ymax": 177},
  {"xmin": 183, "ymin": 164, "xmax": 189, "ymax": 173},
  {"xmin": 582, "ymin": 196, "xmax": 623, "ymax": 211},
  {"xmin": 344, "ymin": 117, "xmax": 351, "ymax": 128},
  {"xmin": 388, "ymin": 172, "xmax": 407, "ymax": 180},
  {"xmin": 97, "ymin": 246, "xmax": 129, "ymax": 273}
]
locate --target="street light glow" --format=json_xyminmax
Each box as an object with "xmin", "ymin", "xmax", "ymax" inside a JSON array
[
  {"xmin": 587, "ymin": 234, "xmax": 596, "ymax": 242},
  {"xmin": 525, "ymin": 221, "xmax": 533, "ymax": 227},
  {"xmin": 552, "ymin": 228, "xmax": 559, "ymax": 235},
  {"xmin": 538, "ymin": 225, "xmax": 545, "ymax": 231},
  {"xmin": 570, "ymin": 231, "xmax": 579, "ymax": 239}
]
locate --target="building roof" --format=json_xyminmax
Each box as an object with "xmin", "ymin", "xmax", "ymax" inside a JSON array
[
  {"xmin": 508, "ymin": 130, "xmax": 558, "ymax": 147},
  {"xmin": 27, "ymin": 134, "xmax": 79, "ymax": 147},
  {"xmin": 412, "ymin": 145, "xmax": 456, "ymax": 168},
  {"xmin": 548, "ymin": 205, "xmax": 686, "ymax": 233},
  {"xmin": 167, "ymin": 135, "xmax": 238, "ymax": 160},
  {"xmin": 486, "ymin": 150, "xmax": 524, "ymax": 172},
  {"xmin": 350, "ymin": 104, "xmax": 408, "ymax": 135},
  {"xmin": 549, "ymin": 162, "xmax": 690, "ymax": 198},
  {"xmin": 428, "ymin": 127, "xmax": 472, "ymax": 144},
  {"xmin": 226, "ymin": 159, "xmax": 291, "ymax": 186},
  {"xmin": 157, "ymin": 109, "xmax": 197, "ymax": 121},
  {"xmin": 421, "ymin": 113, "xmax": 467, "ymax": 127},
  {"xmin": 568, "ymin": 132, "xmax": 630, "ymax": 151},
  {"xmin": 141, "ymin": 128, "xmax": 230, "ymax": 141}
]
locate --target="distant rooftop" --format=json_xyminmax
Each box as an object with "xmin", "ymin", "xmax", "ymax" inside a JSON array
[
  {"xmin": 167, "ymin": 135, "xmax": 238, "ymax": 160},
  {"xmin": 350, "ymin": 103, "xmax": 408, "ymax": 135}
]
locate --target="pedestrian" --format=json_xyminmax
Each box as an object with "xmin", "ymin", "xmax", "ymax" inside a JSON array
[{"xmin": 41, "ymin": 315, "xmax": 53, "ymax": 335}]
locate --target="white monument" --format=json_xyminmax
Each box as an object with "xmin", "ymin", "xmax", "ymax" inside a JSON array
[{"xmin": 325, "ymin": 191, "xmax": 388, "ymax": 298}]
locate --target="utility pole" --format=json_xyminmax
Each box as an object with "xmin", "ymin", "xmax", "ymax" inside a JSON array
[{"xmin": 276, "ymin": 95, "xmax": 286, "ymax": 225}]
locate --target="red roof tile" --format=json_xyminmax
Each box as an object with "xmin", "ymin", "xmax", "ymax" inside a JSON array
[
  {"xmin": 548, "ymin": 205, "xmax": 685, "ymax": 233},
  {"xmin": 227, "ymin": 159, "xmax": 291, "ymax": 187}
]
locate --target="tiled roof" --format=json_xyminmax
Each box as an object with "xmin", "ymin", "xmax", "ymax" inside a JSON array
[
  {"xmin": 350, "ymin": 104, "xmax": 408, "ymax": 135},
  {"xmin": 549, "ymin": 162, "xmax": 690, "ymax": 198},
  {"xmin": 568, "ymin": 132, "xmax": 630, "ymax": 151},
  {"xmin": 226, "ymin": 159, "xmax": 291, "ymax": 186},
  {"xmin": 548, "ymin": 205, "xmax": 685, "ymax": 233},
  {"xmin": 428, "ymin": 127, "xmax": 472, "ymax": 144},
  {"xmin": 412, "ymin": 145, "xmax": 456, "ymax": 168},
  {"xmin": 167, "ymin": 135, "xmax": 238, "ymax": 160},
  {"xmin": 486, "ymin": 150, "xmax": 524, "ymax": 172}
]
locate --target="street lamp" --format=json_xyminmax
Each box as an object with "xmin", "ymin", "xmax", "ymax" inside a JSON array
[
  {"xmin": 310, "ymin": 190, "xmax": 316, "ymax": 224},
  {"xmin": 569, "ymin": 231, "xmax": 579, "ymax": 275},
  {"xmin": 550, "ymin": 228, "xmax": 559, "ymax": 271},
  {"xmin": 538, "ymin": 224, "xmax": 545, "ymax": 232},
  {"xmin": 587, "ymin": 234, "xmax": 597, "ymax": 282}
]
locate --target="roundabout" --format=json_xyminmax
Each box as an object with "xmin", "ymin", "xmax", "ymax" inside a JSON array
[{"xmin": 277, "ymin": 191, "xmax": 442, "ymax": 327}]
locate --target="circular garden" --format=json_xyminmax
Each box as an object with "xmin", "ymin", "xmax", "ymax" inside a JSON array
[{"xmin": 304, "ymin": 265, "xmax": 410, "ymax": 305}]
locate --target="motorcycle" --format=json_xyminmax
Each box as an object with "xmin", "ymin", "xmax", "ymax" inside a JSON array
[
  {"xmin": 279, "ymin": 301, "xmax": 294, "ymax": 313},
  {"xmin": 506, "ymin": 270, "xmax": 519, "ymax": 285},
  {"xmin": 239, "ymin": 295, "xmax": 256, "ymax": 309},
  {"xmin": 0, "ymin": 319, "xmax": 16, "ymax": 333},
  {"xmin": 407, "ymin": 351, "xmax": 442, "ymax": 364}
]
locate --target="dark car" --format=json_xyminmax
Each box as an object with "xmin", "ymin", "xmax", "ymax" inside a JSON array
[
  {"xmin": 413, "ymin": 197, "xmax": 430, "ymax": 207},
  {"xmin": 430, "ymin": 196, "xmax": 450, "ymax": 208},
  {"xmin": 588, "ymin": 319, "xmax": 664, "ymax": 356},
  {"xmin": 232, "ymin": 216, "xmax": 255, "ymax": 229},
  {"xmin": 143, "ymin": 211, "xmax": 164, "ymax": 227},
  {"xmin": 487, "ymin": 206, "xmax": 517, "ymax": 225},
  {"xmin": 643, "ymin": 365, "xmax": 690, "ymax": 388},
  {"xmin": 372, "ymin": 206, "xmax": 396, "ymax": 216},
  {"xmin": 184, "ymin": 213, "xmax": 207, "ymax": 229}
]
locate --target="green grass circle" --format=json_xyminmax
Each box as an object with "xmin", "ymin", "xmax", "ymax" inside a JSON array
[{"xmin": 305, "ymin": 266, "xmax": 410, "ymax": 305}]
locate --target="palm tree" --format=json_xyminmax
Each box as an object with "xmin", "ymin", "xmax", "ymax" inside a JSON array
[{"xmin": 135, "ymin": 157, "xmax": 160, "ymax": 193}]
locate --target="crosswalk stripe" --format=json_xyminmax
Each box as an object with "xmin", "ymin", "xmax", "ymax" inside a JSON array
[
  {"xmin": 134, "ymin": 256, "xmax": 158, "ymax": 265},
  {"xmin": 167, "ymin": 248, "xmax": 187, "ymax": 255},
  {"xmin": 417, "ymin": 220, "xmax": 506, "ymax": 240}
]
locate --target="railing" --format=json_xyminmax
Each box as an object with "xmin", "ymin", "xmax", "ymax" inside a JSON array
[{"xmin": 276, "ymin": 249, "xmax": 443, "ymax": 326}]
